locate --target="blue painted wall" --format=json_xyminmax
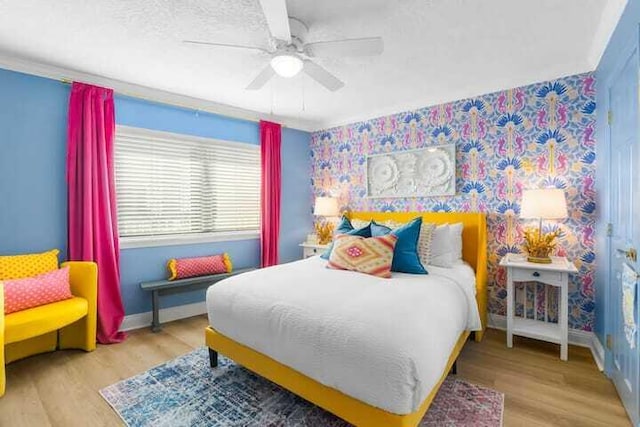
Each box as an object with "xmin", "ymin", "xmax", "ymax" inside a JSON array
[
  {"xmin": 0, "ymin": 67, "xmax": 312, "ymax": 315},
  {"xmin": 595, "ymin": 0, "xmax": 639, "ymax": 346},
  {"xmin": 0, "ymin": 68, "xmax": 69, "ymax": 255}
]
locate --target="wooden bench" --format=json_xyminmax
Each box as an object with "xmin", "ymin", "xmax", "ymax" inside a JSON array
[{"xmin": 140, "ymin": 268, "xmax": 255, "ymax": 332}]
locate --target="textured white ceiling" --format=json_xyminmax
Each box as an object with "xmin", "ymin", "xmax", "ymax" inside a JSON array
[{"xmin": 0, "ymin": 0, "xmax": 624, "ymax": 130}]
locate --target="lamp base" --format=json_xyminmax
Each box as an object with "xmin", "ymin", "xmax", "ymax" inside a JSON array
[
  {"xmin": 314, "ymin": 220, "xmax": 334, "ymax": 245},
  {"xmin": 523, "ymin": 225, "xmax": 561, "ymax": 265},
  {"xmin": 527, "ymin": 255, "xmax": 552, "ymax": 264}
]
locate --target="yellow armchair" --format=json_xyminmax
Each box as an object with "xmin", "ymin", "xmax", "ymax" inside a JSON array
[{"xmin": 0, "ymin": 261, "xmax": 97, "ymax": 397}]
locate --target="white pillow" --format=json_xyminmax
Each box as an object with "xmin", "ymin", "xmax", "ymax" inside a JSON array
[
  {"xmin": 430, "ymin": 223, "xmax": 464, "ymax": 267},
  {"xmin": 450, "ymin": 222, "xmax": 464, "ymax": 261},
  {"xmin": 429, "ymin": 224, "xmax": 455, "ymax": 267}
]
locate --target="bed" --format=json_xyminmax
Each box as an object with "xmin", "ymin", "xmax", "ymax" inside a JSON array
[{"xmin": 205, "ymin": 212, "xmax": 487, "ymax": 427}]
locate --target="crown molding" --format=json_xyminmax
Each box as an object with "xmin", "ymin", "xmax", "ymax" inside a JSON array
[
  {"xmin": 588, "ymin": 0, "xmax": 628, "ymax": 69},
  {"xmin": 0, "ymin": 51, "xmax": 318, "ymax": 132},
  {"xmin": 313, "ymin": 67, "xmax": 595, "ymax": 132}
]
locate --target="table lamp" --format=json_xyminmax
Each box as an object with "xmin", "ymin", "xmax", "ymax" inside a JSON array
[
  {"xmin": 520, "ymin": 188, "xmax": 568, "ymax": 263},
  {"xmin": 313, "ymin": 197, "xmax": 339, "ymax": 245}
]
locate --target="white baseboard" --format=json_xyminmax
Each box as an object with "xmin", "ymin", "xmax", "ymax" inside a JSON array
[
  {"xmin": 591, "ymin": 334, "xmax": 606, "ymax": 372},
  {"xmin": 120, "ymin": 301, "xmax": 208, "ymax": 332},
  {"xmin": 488, "ymin": 313, "xmax": 604, "ymax": 370}
]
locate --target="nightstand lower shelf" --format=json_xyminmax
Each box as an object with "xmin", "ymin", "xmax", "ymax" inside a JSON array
[
  {"xmin": 500, "ymin": 254, "xmax": 577, "ymax": 361},
  {"xmin": 511, "ymin": 317, "xmax": 561, "ymax": 344}
]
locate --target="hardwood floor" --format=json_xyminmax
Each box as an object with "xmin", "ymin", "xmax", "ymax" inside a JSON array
[{"xmin": 0, "ymin": 316, "xmax": 630, "ymax": 426}]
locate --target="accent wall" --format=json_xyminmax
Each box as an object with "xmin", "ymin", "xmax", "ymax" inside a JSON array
[
  {"xmin": 0, "ymin": 67, "xmax": 312, "ymax": 316},
  {"xmin": 311, "ymin": 73, "xmax": 596, "ymax": 331}
]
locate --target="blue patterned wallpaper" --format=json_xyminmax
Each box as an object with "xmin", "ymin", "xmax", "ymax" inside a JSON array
[{"xmin": 310, "ymin": 73, "xmax": 596, "ymax": 331}]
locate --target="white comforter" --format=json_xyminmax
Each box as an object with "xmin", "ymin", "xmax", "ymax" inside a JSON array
[{"xmin": 206, "ymin": 256, "xmax": 481, "ymax": 415}]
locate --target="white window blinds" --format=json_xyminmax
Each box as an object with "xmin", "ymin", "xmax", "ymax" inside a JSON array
[{"xmin": 114, "ymin": 126, "xmax": 260, "ymax": 239}]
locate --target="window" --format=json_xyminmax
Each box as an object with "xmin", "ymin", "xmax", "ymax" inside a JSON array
[{"xmin": 115, "ymin": 126, "xmax": 260, "ymax": 248}]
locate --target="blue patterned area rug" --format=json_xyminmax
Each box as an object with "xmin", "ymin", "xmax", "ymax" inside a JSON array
[{"xmin": 100, "ymin": 347, "xmax": 503, "ymax": 427}]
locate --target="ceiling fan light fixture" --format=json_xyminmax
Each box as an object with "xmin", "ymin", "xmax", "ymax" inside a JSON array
[{"xmin": 270, "ymin": 53, "xmax": 303, "ymax": 78}]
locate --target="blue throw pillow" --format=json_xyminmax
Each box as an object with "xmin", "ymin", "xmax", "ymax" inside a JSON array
[
  {"xmin": 335, "ymin": 215, "xmax": 354, "ymax": 234},
  {"xmin": 320, "ymin": 222, "xmax": 372, "ymax": 260},
  {"xmin": 371, "ymin": 217, "xmax": 427, "ymax": 274},
  {"xmin": 370, "ymin": 221, "xmax": 392, "ymax": 236}
]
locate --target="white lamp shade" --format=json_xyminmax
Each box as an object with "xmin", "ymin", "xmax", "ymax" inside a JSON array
[
  {"xmin": 314, "ymin": 197, "xmax": 339, "ymax": 216},
  {"xmin": 520, "ymin": 189, "xmax": 568, "ymax": 219}
]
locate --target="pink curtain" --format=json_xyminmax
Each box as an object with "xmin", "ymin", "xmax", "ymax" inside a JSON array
[
  {"xmin": 66, "ymin": 82, "xmax": 126, "ymax": 344},
  {"xmin": 260, "ymin": 120, "xmax": 282, "ymax": 267}
]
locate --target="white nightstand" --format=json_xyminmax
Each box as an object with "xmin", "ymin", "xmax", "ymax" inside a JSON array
[
  {"xmin": 300, "ymin": 243, "xmax": 329, "ymax": 259},
  {"xmin": 499, "ymin": 253, "xmax": 578, "ymax": 361}
]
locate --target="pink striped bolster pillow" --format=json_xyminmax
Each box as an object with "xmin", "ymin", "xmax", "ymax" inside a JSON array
[
  {"xmin": 2, "ymin": 266, "xmax": 73, "ymax": 314},
  {"xmin": 167, "ymin": 253, "xmax": 233, "ymax": 280}
]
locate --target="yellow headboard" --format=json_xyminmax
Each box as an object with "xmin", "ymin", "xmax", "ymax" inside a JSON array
[{"xmin": 348, "ymin": 211, "xmax": 488, "ymax": 342}]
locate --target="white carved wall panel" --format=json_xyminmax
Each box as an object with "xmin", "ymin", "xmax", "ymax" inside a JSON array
[{"xmin": 366, "ymin": 144, "xmax": 455, "ymax": 197}]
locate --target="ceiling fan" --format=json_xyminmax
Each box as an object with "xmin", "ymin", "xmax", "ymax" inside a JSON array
[{"xmin": 183, "ymin": 0, "xmax": 384, "ymax": 92}]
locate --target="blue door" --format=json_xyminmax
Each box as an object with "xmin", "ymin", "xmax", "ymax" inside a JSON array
[{"xmin": 608, "ymin": 37, "xmax": 640, "ymax": 426}]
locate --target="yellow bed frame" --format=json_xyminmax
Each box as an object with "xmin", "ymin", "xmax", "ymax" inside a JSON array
[{"xmin": 205, "ymin": 212, "xmax": 487, "ymax": 427}]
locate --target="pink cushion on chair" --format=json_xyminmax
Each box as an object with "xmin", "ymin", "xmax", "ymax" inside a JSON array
[{"xmin": 2, "ymin": 266, "xmax": 73, "ymax": 314}]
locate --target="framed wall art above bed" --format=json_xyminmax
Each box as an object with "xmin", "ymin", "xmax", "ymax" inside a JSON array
[{"xmin": 366, "ymin": 144, "xmax": 456, "ymax": 198}]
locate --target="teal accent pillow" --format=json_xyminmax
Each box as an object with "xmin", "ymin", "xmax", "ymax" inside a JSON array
[
  {"xmin": 371, "ymin": 217, "xmax": 427, "ymax": 274},
  {"xmin": 320, "ymin": 222, "xmax": 372, "ymax": 260},
  {"xmin": 335, "ymin": 216, "xmax": 354, "ymax": 234}
]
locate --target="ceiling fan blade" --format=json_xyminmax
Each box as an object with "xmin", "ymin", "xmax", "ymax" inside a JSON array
[
  {"xmin": 258, "ymin": 0, "xmax": 291, "ymax": 43},
  {"xmin": 303, "ymin": 60, "xmax": 344, "ymax": 92},
  {"xmin": 246, "ymin": 65, "xmax": 276, "ymax": 90},
  {"xmin": 304, "ymin": 37, "xmax": 384, "ymax": 58},
  {"xmin": 183, "ymin": 40, "xmax": 268, "ymax": 53}
]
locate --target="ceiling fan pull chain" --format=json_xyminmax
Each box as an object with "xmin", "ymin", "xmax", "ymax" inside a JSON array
[{"xmin": 270, "ymin": 80, "xmax": 274, "ymax": 116}]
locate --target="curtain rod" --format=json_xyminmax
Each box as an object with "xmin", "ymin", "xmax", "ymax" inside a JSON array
[{"xmin": 57, "ymin": 77, "xmax": 277, "ymax": 126}]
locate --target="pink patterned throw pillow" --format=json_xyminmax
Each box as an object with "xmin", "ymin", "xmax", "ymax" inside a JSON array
[
  {"xmin": 327, "ymin": 234, "xmax": 398, "ymax": 278},
  {"xmin": 2, "ymin": 266, "xmax": 73, "ymax": 314},
  {"xmin": 167, "ymin": 253, "xmax": 233, "ymax": 280}
]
